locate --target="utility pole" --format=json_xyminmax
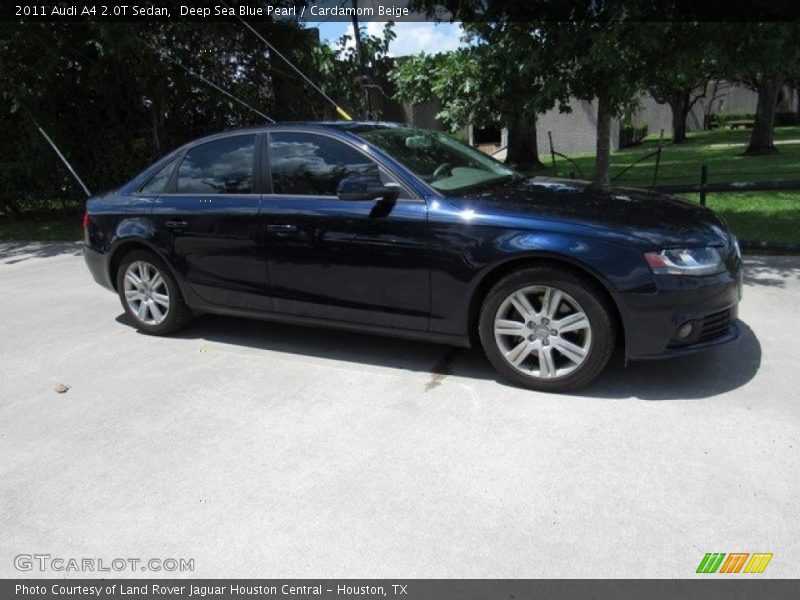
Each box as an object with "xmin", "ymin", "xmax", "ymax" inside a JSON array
[{"xmin": 350, "ymin": 0, "xmax": 372, "ymax": 120}]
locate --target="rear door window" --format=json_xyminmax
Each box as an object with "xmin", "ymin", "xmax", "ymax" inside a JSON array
[{"xmin": 177, "ymin": 135, "xmax": 256, "ymax": 194}]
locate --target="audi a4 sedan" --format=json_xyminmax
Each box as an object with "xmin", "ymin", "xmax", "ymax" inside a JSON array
[{"xmin": 84, "ymin": 122, "xmax": 743, "ymax": 392}]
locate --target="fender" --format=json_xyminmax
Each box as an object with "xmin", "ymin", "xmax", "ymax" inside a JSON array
[
  {"xmin": 466, "ymin": 248, "xmax": 632, "ymax": 346},
  {"xmin": 426, "ymin": 225, "xmax": 655, "ymax": 347},
  {"xmin": 105, "ymin": 218, "xmax": 193, "ymax": 301},
  {"xmin": 474, "ymin": 231, "xmax": 657, "ymax": 349}
]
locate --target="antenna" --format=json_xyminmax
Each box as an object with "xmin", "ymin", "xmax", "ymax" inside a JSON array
[
  {"xmin": 146, "ymin": 42, "xmax": 275, "ymax": 123},
  {"xmin": 224, "ymin": 1, "xmax": 354, "ymax": 120},
  {"xmin": 33, "ymin": 120, "xmax": 92, "ymax": 197}
]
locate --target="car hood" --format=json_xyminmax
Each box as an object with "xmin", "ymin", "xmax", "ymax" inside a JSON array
[{"xmin": 459, "ymin": 177, "xmax": 731, "ymax": 247}]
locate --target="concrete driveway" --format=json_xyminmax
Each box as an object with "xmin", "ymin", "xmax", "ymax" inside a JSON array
[{"xmin": 1, "ymin": 242, "xmax": 798, "ymax": 578}]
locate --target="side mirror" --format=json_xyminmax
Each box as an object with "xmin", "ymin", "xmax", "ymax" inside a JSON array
[{"xmin": 337, "ymin": 173, "xmax": 400, "ymax": 202}]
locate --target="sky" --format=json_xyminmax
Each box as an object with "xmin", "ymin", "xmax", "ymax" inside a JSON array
[{"xmin": 307, "ymin": 21, "xmax": 465, "ymax": 57}]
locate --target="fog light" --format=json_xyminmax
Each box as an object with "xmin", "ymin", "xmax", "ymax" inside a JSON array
[{"xmin": 677, "ymin": 323, "xmax": 694, "ymax": 339}]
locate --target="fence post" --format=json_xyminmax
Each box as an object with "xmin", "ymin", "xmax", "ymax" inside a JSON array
[
  {"xmin": 652, "ymin": 128, "xmax": 664, "ymax": 187},
  {"xmin": 548, "ymin": 131, "xmax": 557, "ymax": 176},
  {"xmin": 699, "ymin": 164, "xmax": 708, "ymax": 206}
]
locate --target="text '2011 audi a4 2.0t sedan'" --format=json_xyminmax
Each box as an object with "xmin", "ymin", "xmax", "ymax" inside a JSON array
[{"xmin": 83, "ymin": 122, "xmax": 743, "ymax": 392}]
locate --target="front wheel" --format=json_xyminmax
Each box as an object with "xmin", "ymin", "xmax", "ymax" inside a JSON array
[
  {"xmin": 116, "ymin": 250, "xmax": 192, "ymax": 335},
  {"xmin": 478, "ymin": 267, "xmax": 616, "ymax": 392}
]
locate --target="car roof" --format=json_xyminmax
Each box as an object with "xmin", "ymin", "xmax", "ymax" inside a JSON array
[
  {"xmin": 187, "ymin": 121, "xmax": 410, "ymax": 144},
  {"xmin": 278, "ymin": 120, "xmax": 403, "ymax": 130}
]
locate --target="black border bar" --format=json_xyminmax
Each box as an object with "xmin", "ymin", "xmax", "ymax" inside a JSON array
[
  {"xmin": 4, "ymin": 0, "xmax": 800, "ymax": 23},
  {"xmin": 3, "ymin": 580, "xmax": 800, "ymax": 600}
]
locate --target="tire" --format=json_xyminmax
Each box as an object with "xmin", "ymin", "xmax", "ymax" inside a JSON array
[
  {"xmin": 478, "ymin": 266, "xmax": 616, "ymax": 392},
  {"xmin": 115, "ymin": 249, "xmax": 193, "ymax": 335}
]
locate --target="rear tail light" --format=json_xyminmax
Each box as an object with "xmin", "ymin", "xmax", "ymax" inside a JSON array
[{"xmin": 82, "ymin": 212, "xmax": 90, "ymax": 229}]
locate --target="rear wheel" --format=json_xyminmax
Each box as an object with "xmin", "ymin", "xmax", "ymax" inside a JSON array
[
  {"xmin": 478, "ymin": 267, "xmax": 616, "ymax": 392},
  {"xmin": 116, "ymin": 250, "xmax": 192, "ymax": 335}
]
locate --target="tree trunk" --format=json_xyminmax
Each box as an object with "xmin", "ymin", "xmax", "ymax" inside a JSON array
[
  {"xmin": 505, "ymin": 115, "xmax": 544, "ymax": 172},
  {"xmin": 668, "ymin": 91, "xmax": 690, "ymax": 143},
  {"xmin": 745, "ymin": 74, "xmax": 784, "ymax": 155},
  {"xmin": 594, "ymin": 93, "xmax": 612, "ymax": 187}
]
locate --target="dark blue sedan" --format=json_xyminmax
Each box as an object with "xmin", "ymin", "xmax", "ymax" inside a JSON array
[{"xmin": 84, "ymin": 122, "xmax": 743, "ymax": 392}]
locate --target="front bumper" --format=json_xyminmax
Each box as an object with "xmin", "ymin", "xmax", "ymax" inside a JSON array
[{"xmin": 619, "ymin": 265, "xmax": 742, "ymax": 360}]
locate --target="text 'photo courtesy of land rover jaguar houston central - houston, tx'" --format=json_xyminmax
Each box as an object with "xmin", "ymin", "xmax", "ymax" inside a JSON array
[{"xmin": 83, "ymin": 122, "xmax": 743, "ymax": 392}]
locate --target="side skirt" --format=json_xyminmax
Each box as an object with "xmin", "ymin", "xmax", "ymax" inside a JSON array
[{"xmin": 186, "ymin": 302, "xmax": 472, "ymax": 349}]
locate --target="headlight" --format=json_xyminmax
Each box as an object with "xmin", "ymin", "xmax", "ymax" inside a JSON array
[{"xmin": 644, "ymin": 247, "xmax": 725, "ymax": 276}]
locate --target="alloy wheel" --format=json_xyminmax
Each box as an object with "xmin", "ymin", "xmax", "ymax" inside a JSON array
[
  {"xmin": 493, "ymin": 285, "xmax": 593, "ymax": 379},
  {"xmin": 123, "ymin": 260, "xmax": 171, "ymax": 326}
]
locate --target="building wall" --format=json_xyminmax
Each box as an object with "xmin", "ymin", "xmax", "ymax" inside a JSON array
[
  {"xmin": 629, "ymin": 95, "xmax": 673, "ymax": 138},
  {"xmin": 706, "ymin": 82, "xmax": 759, "ymax": 115},
  {"xmin": 400, "ymin": 99, "xmax": 446, "ymax": 131},
  {"xmin": 535, "ymin": 98, "xmax": 621, "ymax": 156},
  {"xmin": 777, "ymin": 86, "xmax": 798, "ymax": 112}
]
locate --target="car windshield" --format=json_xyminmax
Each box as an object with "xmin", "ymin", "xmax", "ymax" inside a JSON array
[{"xmin": 356, "ymin": 126, "xmax": 518, "ymax": 194}]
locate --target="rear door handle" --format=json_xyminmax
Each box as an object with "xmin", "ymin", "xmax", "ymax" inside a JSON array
[
  {"xmin": 165, "ymin": 219, "xmax": 189, "ymax": 230},
  {"xmin": 266, "ymin": 223, "xmax": 298, "ymax": 234}
]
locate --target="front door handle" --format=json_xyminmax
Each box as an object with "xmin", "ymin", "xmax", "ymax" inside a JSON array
[
  {"xmin": 165, "ymin": 219, "xmax": 189, "ymax": 230},
  {"xmin": 266, "ymin": 223, "xmax": 298, "ymax": 234}
]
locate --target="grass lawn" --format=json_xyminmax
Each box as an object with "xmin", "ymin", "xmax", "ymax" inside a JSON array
[
  {"xmin": 550, "ymin": 125, "xmax": 800, "ymax": 186},
  {"xmin": 683, "ymin": 192, "xmax": 800, "ymax": 246},
  {"xmin": 547, "ymin": 126, "xmax": 800, "ymax": 246},
  {"xmin": 0, "ymin": 218, "xmax": 82, "ymax": 242}
]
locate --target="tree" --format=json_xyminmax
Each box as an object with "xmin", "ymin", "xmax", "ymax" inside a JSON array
[
  {"xmin": 719, "ymin": 22, "xmax": 800, "ymax": 155},
  {"xmin": 539, "ymin": 20, "xmax": 654, "ymax": 186},
  {"xmin": 645, "ymin": 23, "xmax": 720, "ymax": 143},
  {"xmin": 460, "ymin": 23, "xmax": 571, "ymax": 171},
  {"xmin": 0, "ymin": 6, "xmax": 340, "ymax": 209},
  {"xmin": 392, "ymin": 23, "xmax": 574, "ymax": 171},
  {"xmin": 406, "ymin": 1, "xmax": 660, "ymax": 186},
  {"xmin": 313, "ymin": 22, "xmax": 396, "ymax": 121}
]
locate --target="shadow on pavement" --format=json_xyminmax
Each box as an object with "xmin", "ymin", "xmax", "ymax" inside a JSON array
[
  {"xmin": 118, "ymin": 312, "xmax": 761, "ymax": 402},
  {"xmin": 0, "ymin": 241, "xmax": 82, "ymax": 265},
  {"xmin": 743, "ymin": 255, "xmax": 800, "ymax": 289},
  {"xmin": 575, "ymin": 321, "xmax": 761, "ymax": 400}
]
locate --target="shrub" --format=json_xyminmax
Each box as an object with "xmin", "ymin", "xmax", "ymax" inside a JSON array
[
  {"xmin": 619, "ymin": 123, "xmax": 648, "ymax": 148},
  {"xmin": 775, "ymin": 112, "xmax": 800, "ymax": 127},
  {"xmin": 708, "ymin": 112, "xmax": 756, "ymax": 129},
  {"xmin": 708, "ymin": 111, "xmax": 798, "ymax": 129}
]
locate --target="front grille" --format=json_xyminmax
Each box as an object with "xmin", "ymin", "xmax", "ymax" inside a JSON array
[{"xmin": 698, "ymin": 309, "xmax": 731, "ymax": 343}]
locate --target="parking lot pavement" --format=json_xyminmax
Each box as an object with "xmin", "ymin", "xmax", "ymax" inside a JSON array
[{"xmin": 1, "ymin": 242, "xmax": 798, "ymax": 578}]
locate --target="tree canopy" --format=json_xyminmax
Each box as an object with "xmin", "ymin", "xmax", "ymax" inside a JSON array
[
  {"xmin": 2, "ymin": 4, "xmax": 799, "ymax": 209},
  {"xmin": 0, "ymin": 15, "xmax": 371, "ymax": 212},
  {"xmin": 394, "ymin": 16, "xmax": 664, "ymax": 184}
]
